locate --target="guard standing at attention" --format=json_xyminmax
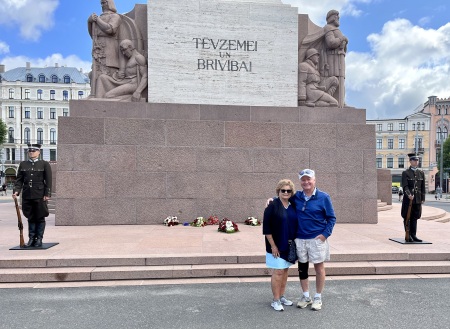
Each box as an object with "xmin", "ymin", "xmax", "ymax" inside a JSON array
[
  {"xmin": 12, "ymin": 144, "xmax": 52, "ymax": 247},
  {"xmin": 401, "ymin": 153, "xmax": 425, "ymax": 242}
]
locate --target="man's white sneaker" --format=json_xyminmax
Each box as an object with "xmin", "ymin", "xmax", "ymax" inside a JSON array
[
  {"xmin": 280, "ymin": 296, "xmax": 293, "ymax": 306},
  {"xmin": 311, "ymin": 297, "xmax": 322, "ymax": 311},
  {"xmin": 296, "ymin": 295, "xmax": 312, "ymax": 308},
  {"xmin": 271, "ymin": 300, "xmax": 284, "ymax": 311}
]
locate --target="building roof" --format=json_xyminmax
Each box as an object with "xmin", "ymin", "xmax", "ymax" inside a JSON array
[{"xmin": 0, "ymin": 65, "xmax": 90, "ymax": 84}]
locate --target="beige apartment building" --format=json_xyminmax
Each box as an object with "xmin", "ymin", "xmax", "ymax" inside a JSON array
[{"xmin": 367, "ymin": 95, "xmax": 450, "ymax": 193}]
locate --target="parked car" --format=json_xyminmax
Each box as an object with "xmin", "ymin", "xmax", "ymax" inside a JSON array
[{"xmin": 392, "ymin": 186, "xmax": 399, "ymax": 194}]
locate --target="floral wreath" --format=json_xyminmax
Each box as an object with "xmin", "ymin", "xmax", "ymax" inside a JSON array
[
  {"xmin": 163, "ymin": 216, "xmax": 179, "ymax": 226},
  {"xmin": 218, "ymin": 218, "xmax": 239, "ymax": 233},
  {"xmin": 206, "ymin": 215, "xmax": 220, "ymax": 225},
  {"xmin": 244, "ymin": 216, "xmax": 261, "ymax": 226},
  {"xmin": 190, "ymin": 216, "xmax": 207, "ymax": 227}
]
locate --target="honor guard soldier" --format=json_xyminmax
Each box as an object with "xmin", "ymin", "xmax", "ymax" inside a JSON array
[
  {"xmin": 12, "ymin": 144, "xmax": 52, "ymax": 247},
  {"xmin": 400, "ymin": 153, "xmax": 425, "ymax": 242}
]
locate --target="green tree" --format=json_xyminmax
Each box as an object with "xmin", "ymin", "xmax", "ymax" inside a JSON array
[
  {"xmin": 0, "ymin": 119, "xmax": 7, "ymax": 145},
  {"xmin": 442, "ymin": 137, "xmax": 450, "ymax": 173}
]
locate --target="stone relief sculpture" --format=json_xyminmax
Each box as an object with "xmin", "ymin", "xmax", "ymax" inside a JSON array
[
  {"xmin": 298, "ymin": 48, "xmax": 338, "ymax": 107},
  {"xmin": 88, "ymin": 0, "xmax": 147, "ymax": 101},
  {"xmin": 299, "ymin": 9, "xmax": 348, "ymax": 108},
  {"xmin": 95, "ymin": 39, "xmax": 148, "ymax": 101}
]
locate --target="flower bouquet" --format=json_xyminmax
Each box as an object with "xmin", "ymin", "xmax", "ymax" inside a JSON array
[
  {"xmin": 218, "ymin": 218, "xmax": 239, "ymax": 233},
  {"xmin": 206, "ymin": 215, "xmax": 220, "ymax": 225},
  {"xmin": 244, "ymin": 216, "xmax": 261, "ymax": 226},
  {"xmin": 163, "ymin": 216, "xmax": 179, "ymax": 226},
  {"xmin": 190, "ymin": 216, "xmax": 207, "ymax": 227}
]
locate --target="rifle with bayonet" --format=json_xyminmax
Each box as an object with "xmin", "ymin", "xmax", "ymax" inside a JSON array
[
  {"xmin": 404, "ymin": 198, "xmax": 413, "ymax": 242},
  {"xmin": 14, "ymin": 198, "xmax": 25, "ymax": 248}
]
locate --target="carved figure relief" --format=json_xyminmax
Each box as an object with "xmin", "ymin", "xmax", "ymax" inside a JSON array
[
  {"xmin": 299, "ymin": 9, "xmax": 348, "ymax": 108},
  {"xmin": 88, "ymin": 0, "xmax": 147, "ymax": 101}
]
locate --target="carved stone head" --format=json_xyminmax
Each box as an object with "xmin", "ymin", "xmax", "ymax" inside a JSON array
[{"xmin": 101, "ymin": 0, "xmax": 117, "ymax": 13}]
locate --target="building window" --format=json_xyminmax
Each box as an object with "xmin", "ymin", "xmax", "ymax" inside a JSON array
[
  {"xmin": 24, "ymin": 89, "xmax": 30, "ymax": 99},
  {"xmin": 9, "ymin": 88, "xmax": 14, "ymax": 99},
  {"xmin": 422, "ymin": 122, "xmax": 425, "ymax": 130},
  {"xmin": 387, "ymin": 123, "xmax": 393, "ymax": 131},
  {"xmin": 50, "ymin": 128, "xmax": 57, "ymax": 145},
  {"xmin": 37, "ymin": 108, "xmax": 43, "ymax": 119},
  {"xmin": 399, "ymin": 123, "xmax": 405, "ymax": 131},
  {"xmin": 412, "ymin": 123, "xmax": 415, "ymax": 131},
  {"xmin": 376, "ymin": 139, "xmax": 382, "ymax": 149},
  {"xmin": 8, "ymin": 128, "xmax": 14, "ymax": 143},
  {"xmin": 63, "ymin": 108, "xmax": 69, "ymax": 117},
  {"xmin": 24, "ymin": 128, "xmax": 30, "ymax": 144},
  {"xmin": 78, "ymin": 91, "xmax": 84, "ymax": 99},
  {"xmin": 8, "ymin": 106, "xmax": 14, "ymax": 118},
  {"xmin": 387, "ymin": 158, "xmax": 393, "ymax": 168},
  {"xmin": 399, "ymin": 138, "xmax": 405, "ymax": 149},
  {"xmin": 24, "ymin": 107, "xmax": 31, "ymax": 119},
  {"xmin": 414, "ymin": 138, "xmax": 423, "ymax": 149},
  {"xmin": 64, "ymin": 75, "xmax": 71, "ymax": 83},
  {"xmin": 50, "ymin": 90, "xmax": 55, "ymax": 100},
  {"xmin": 39, "ymin": 74, "xmax": 45, "ymax": 83},
  {"xmin": 50, "ymin": 108, "xmax": 56, "ymax": 119},
  {"xmin": 398, "ymin": 158, "xmax": 405, "ymax": 168},
  {"xmin": 50, "ymin": 149, "xmax": 56, "ymax": 161},
  {"xmin": 37, "ymin": 89, "xmax": 43, "ymax": 100},
  {"xmin": 63, "ymin": 90, "xmax": 69, "ymax": 101},
  {"xmin": 26, "ymin": 74, "xmax": 33, "ymax": 82},
  {"xmin": 377, "ymin": 124, "xmax": 382, "ymax": 132},
  {"xmin": 51, "ymin": 75, "xmax": 58, "ymax": 83},
  {"xmin": 387, "ymin": 138, "xmax": 393, "ymax": 149},
  {"xmin": 37, "ymin": 128, "xmax": 43, "ymax": 144},
  {"xmin": 376, "ymin": 158, "xmax": 382, "ymax": 168},
  {"xmin": 438, "ymin": 108, "xmax": 441, "ymax": 115}
]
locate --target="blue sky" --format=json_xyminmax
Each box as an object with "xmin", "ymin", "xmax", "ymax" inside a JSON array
[{"xmin": 1, "ymin": 0, "xmax": 449, "ymax": 119}]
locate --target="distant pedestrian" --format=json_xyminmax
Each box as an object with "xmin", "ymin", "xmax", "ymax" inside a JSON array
[
  {"xmin": 1, "ymin": 183, "xmax": 6, "ymax": 196},
  {"xmin": 398, "ymin": 187, "xmax": 403, "ymax": 202},
  {"xmin": 436, "ymin": 186, "xmax": 442, "ymax": 200}
]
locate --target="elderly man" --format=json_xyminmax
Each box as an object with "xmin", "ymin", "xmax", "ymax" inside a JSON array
[
  {"xmin": 401, "ymin": 153, "xmax": 425, "ymax": 242},
  {"xmin": 12, "ymin": 144, "xmax": 52, "ymax": 248},
  {"xmin": 291, "ymin": 169, "xmax": 336, "ymax": 311}
]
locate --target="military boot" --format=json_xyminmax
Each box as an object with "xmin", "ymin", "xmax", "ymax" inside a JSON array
[
  {"xmin": 25, "ymin": 221, "xmax": 37, "ymax": 247},
  {"xmin": 34, "ymin": 221, "xmax": 46, "ymax": 248}
]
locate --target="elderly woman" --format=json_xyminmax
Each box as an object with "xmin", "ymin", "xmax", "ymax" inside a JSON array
[{"xmin": 263, "ymin": 179, "xmax": 298, "ymax": 311}]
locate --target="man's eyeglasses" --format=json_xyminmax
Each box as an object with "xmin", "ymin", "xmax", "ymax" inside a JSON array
[
  {"xmin": 28, "ymin": 149, "xmax": 39, "ymax": 152},
  {"xmin": 280, "ymin": 189, "xmax": 292, "ymax": 194}
]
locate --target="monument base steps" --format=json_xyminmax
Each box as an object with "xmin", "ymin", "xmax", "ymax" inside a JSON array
[{"xmin": 1, "ymin": 253, "xmax": 450, "ymax": 285}]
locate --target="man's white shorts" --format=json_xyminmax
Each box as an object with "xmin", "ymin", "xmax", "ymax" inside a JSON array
[{"xmin": 295, "ymin": 238, "xmax": 330, "ymax": 264}]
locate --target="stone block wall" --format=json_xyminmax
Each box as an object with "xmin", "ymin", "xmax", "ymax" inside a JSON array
[{"xmin": 55, "ymin": 100, "xmax": 377, "ymax": 225}]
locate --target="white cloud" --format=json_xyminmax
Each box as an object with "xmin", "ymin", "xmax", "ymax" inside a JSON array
[
  {"xmin": 282, "ymin": 0, "xmax": 371, "ymax": 24},
  {"xmin": 0, "ymin": 53, "xmax": 92, "ymax": 74},
  {"xmin": 0, "ymin": 0, "xmax": 59, "ymax": 41},
  {"xmin": 346, "ymin": 19, "xmax": 450, "ymax": 119},
  {"xmin": 0, "ymin": 41, "xmax": 9, "ymax": 54}
]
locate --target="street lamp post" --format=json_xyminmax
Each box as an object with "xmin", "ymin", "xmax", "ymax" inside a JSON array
[
  {"xmin": 439, "ymin": 113, "xmax": 444, "ymax": 192},
  {"xmin": 0, "ymin": 149, "xmax": 4, "ymax": 186}
]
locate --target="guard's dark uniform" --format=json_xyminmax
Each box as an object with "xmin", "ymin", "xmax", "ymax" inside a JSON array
[
  {"xmin": 13, "ymin": 158, "xmax": 52, "ymax": 246},
  {"xmin": 401, "ymin": 166, "xmax": 425, "ymax": 240}
]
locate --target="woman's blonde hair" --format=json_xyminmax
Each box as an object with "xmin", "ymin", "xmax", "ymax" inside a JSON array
[{"xmin": 275, "ymin": 179, "xmax": 295, "ymax": 195}]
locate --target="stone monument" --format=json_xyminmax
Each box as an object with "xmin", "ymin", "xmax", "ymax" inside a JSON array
[{"xmin": 56, "ymin": 0, "xmax": 377, "ymax": 225}]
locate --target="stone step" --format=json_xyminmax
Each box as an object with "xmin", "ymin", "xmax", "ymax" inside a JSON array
[{"xmin": 1, "ymin": 260, "xmax": 449, "ymax": 283}]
